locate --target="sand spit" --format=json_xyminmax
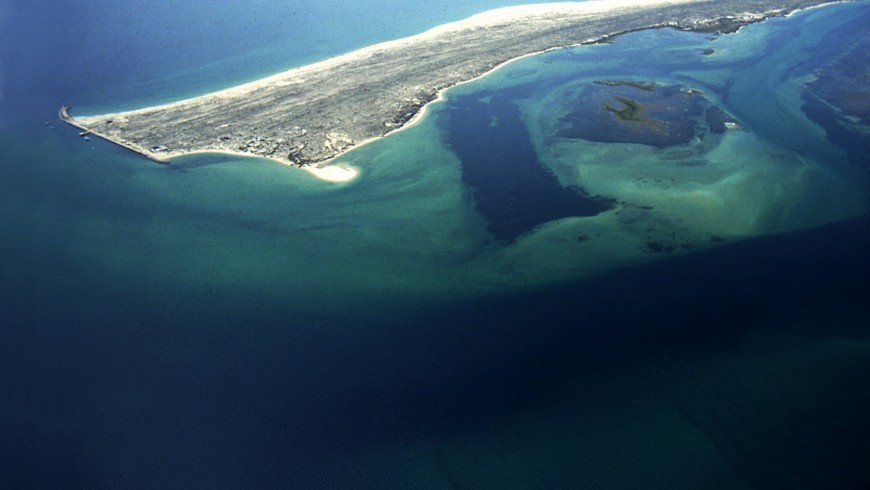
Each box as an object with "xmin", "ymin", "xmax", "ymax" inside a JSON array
[{"xmin": 63, "ymin": 0, "xmax": 836, "ymax": 181}]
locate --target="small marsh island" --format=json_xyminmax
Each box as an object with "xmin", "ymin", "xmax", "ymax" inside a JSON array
[{"xmin": 63, "ymin": 0, "xmax": 837, "ymax": 180}]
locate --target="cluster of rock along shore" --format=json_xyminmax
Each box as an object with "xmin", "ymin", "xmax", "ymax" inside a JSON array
[{"xmin": 64, "ymin": 0, "xmax": 836, "ymax": 168}]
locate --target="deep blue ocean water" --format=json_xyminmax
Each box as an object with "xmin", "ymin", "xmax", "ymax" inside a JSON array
[
  {"xmin": 446, "ymin": 83, "xmax": 614, "ymax": 241},
  {"xmin": 2, "ymin": 1, "xmax": 870, "ymax": 488}
]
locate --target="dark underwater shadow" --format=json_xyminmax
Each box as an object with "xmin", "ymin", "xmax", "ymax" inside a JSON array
[
  {"xmin": 240, "ymin": 213, "xmax": 870, "ymax": 487},
  {"xmin": 3, "ymin": 209, "xmax": 869, "ymax": 488}
]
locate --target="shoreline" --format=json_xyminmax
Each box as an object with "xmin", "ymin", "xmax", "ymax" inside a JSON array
[
  {"xmin": 62, "ymin": 0, "xmax": 839, "ymax": 182},
  {"xmin": 62, "ymin": 106, "xmax": 359, "ymax": 181},
  {"xmin": 69, "ymin": 1, "xmax": 687, "ymax": 119}
]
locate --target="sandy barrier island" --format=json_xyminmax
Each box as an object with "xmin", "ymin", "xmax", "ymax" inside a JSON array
[{"xmin": 61, "ymin": 0, "xmax": 838, "ymax": 182}]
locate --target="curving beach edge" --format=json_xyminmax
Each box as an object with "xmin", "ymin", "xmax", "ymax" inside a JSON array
[{"xmin": 61, "ymin": 0, "xmax": 839, "ymax": 182}]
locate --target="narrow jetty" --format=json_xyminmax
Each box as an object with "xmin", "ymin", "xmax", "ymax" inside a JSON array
[{"xmin": 59, "ymin": 106, "xmax": 170, "ymax": 164}]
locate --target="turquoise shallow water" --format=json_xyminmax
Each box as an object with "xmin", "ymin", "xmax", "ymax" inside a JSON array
[{"xmin": 2, "ymin": 1, "xmax": 870, "ymax": 488}]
